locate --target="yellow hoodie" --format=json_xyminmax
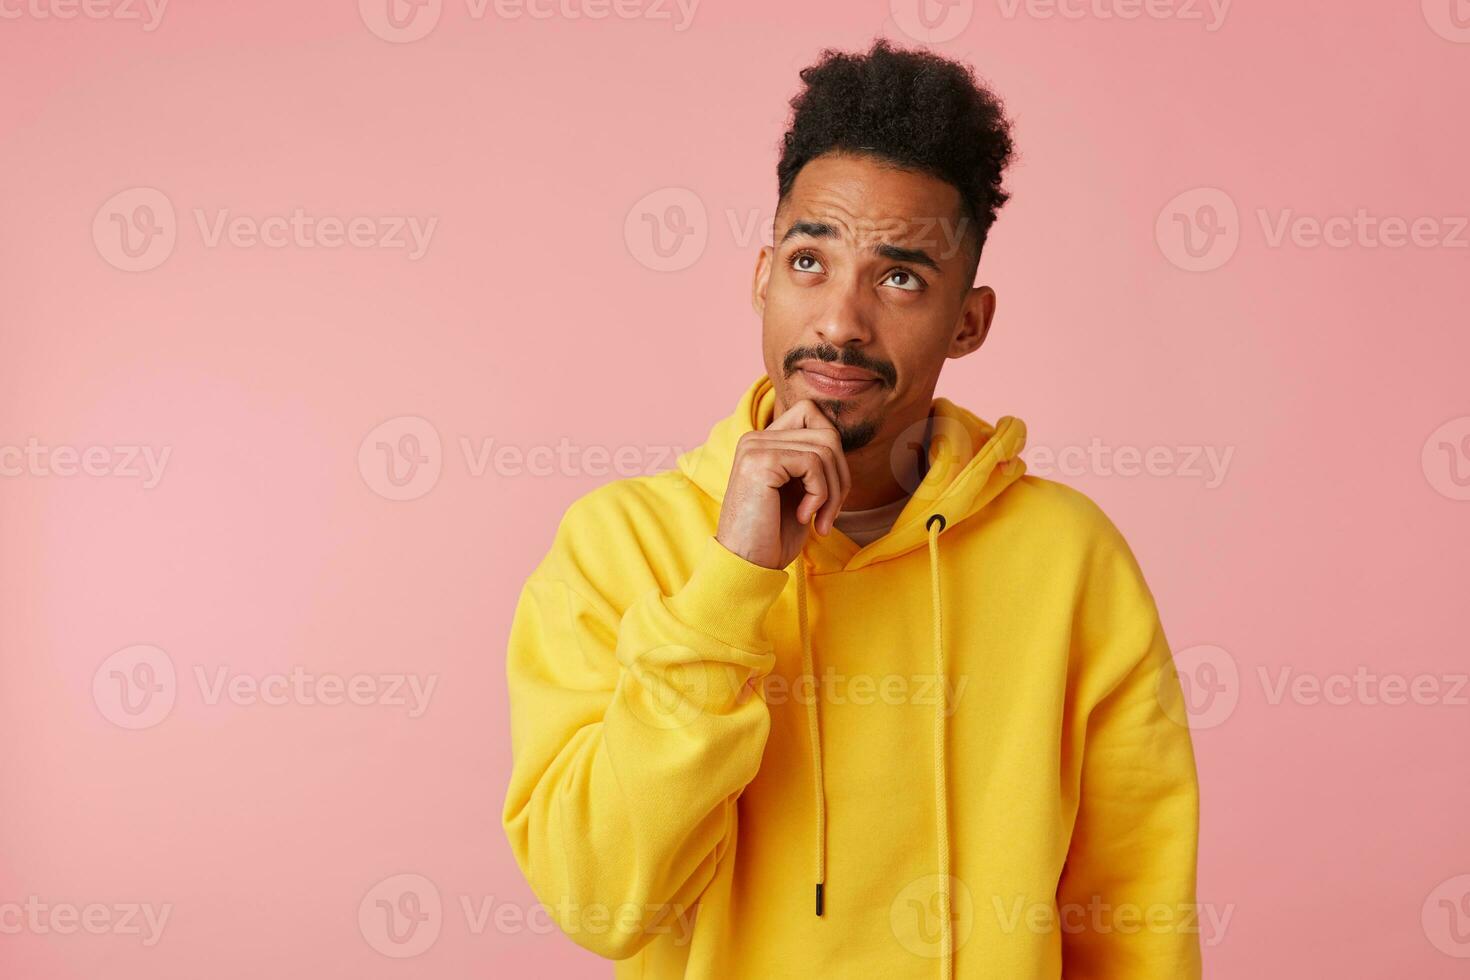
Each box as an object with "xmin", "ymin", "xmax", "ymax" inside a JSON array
[{"xmin": 502, "ymin": 376, "xmax": 1201, "ymax": 979}]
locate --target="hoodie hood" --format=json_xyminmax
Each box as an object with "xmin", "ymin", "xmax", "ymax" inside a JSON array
[{"xmin": 677, "ymin": 374, "xmax": 1029, "ymax": 573}]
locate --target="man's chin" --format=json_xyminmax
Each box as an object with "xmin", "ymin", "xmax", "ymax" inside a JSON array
[
  {"xmin": 817, "ymin": 401, "xmax": 881, "ymax": 453},
  {"xmin": 836, "ymin": 418, "xmax": 880, "ymax": 453},
  {"xmin": 773, "ymin": 379, "xmax": 884, "ymax": 453}
]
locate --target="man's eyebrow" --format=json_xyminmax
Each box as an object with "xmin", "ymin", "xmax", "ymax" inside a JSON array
[
  {"xmin": 779, "ymin": 219, "xmax": 838, "ymax": 245},
  {"xmin": 874, "ymin": 242, "xmax": 941, "ymax": 274},
  {"xmin": 778, "ymin": 219, "xmax": 943, "ymax": 275}
]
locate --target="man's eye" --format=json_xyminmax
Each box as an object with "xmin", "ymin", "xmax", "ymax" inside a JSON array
[
  {"xmin": 788, "ymin": 251, "xmax": 824, "ymax": 274},
  {"xmin": 884, "ymin": 269, "xmax": 924, "ymax": 292}
]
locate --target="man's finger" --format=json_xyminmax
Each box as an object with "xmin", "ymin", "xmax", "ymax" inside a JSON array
[
  {"xmin": 767, "ymin": 398, "xmax": 838, "ymax": 433},
  {"xmin": 745, "ymin": 432, "xmax": 847, "ymax": 532},
  {"xmin": 763, "ymin": 403, "xmax": 851, "ymax": 524},
  {"xmin": 773, "ymin": 446, "xmax": 829, "ymax": 526}
]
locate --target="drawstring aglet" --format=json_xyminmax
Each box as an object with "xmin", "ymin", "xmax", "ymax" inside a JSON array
[{"xmin": 815, "ymin": 883, "xmax": 825, "ymax": 916}]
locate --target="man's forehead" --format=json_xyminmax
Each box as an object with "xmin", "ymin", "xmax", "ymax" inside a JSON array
[
  {"xmin": 778, "ymin": 212, "xmax": 953, "ymax": 247},
  {"xmin": 777, "ymin": 157, "xmax": 965, "ymax": 250}
]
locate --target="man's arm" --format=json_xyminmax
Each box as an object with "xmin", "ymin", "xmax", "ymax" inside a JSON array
[
  {"xmin": 501, "ymin": 503, "xmax": 789, "ymax": 960},
  {"xmin": 503, "ymin": 398, "xmax": 847, "ymax": 960},
  {"xmin": 1056, "ymin": 518, "xmax": 1203, "ymax": 978}
]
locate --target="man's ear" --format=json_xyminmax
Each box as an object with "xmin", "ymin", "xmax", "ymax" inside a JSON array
[
  {"xmin": 751, "ymin": 246, "xmax": 773, "ymax": 317},
  {"xmin": 949, "ymin": 285, "xmax": 996, "ymax": 359}
]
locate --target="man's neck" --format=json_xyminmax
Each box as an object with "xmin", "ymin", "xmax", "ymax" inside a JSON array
[{"xmin": 839, "ymin": 412, "xmax": 932, "ymax": 511}]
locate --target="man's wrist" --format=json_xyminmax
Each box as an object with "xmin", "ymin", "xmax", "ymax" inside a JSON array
[{"xmin": 663, "ymin": 536, "xmax": 791, "ymax": 653}]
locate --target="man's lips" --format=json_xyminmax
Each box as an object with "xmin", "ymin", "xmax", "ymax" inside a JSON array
[{"xmin": 795, "ymin": 361, "xmax": 882, "ymax": 396}]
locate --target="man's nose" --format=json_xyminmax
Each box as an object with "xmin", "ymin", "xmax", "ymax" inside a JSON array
[{"xmin": 814, "ymin": 283, "xmax": 873, "ymax": 349}]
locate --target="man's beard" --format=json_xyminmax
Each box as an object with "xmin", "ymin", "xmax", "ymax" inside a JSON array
[
  {"xmin": 781, "ymin": 343, "xmax": 895, "ymax": 453},
  {"xmin": 813, "ymin": 398, "xmax": 880, "ymax": 453}
]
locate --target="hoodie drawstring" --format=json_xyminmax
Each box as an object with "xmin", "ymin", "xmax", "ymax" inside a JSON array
[
  {"xmin": 794, "ymin": 512, "xmax": 952, "ymax": 980},
  {"xmin": 926, "ymin": 513, "xmax": 952, "ymax": 980},
  {"xmin": 794, "ymin": 557, "xmax": 826, "ymax": 916}
]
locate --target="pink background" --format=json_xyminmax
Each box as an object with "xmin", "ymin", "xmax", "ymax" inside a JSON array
[{"xmin": 3, "ymin": 0, "xmax": 1468, "ymax": 976}]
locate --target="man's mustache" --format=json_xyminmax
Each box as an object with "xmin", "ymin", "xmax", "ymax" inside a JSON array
[{"xmin": 782, "ymin": 345, "xmax": 897, "ymax": 389}]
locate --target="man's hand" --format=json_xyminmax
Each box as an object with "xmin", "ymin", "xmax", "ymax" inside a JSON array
[{"xmin": 715, "ymin": 399, "xmax": 852, "ymax": 570}]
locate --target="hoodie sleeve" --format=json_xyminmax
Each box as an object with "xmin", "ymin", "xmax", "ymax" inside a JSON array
[
  {"xmin": 1056, "ymin": 518, "xmax": 1203, "ymax": 979},
  {"xmin": 501, "ymin": 497, "xmax": 790, "ymax": 960}
]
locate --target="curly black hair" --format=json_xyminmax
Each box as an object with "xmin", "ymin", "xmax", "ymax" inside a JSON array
[{"xmin": 776, "ymin": 38, "xmax": 1017, "ymax": 278}]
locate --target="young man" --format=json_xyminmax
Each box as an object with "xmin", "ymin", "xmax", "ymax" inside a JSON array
[{"xmin": 503, "ymin": 39, "xmax": 1201, "ymax": 979}]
